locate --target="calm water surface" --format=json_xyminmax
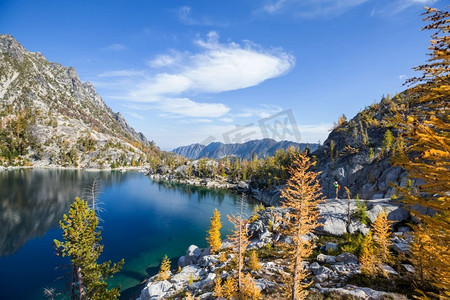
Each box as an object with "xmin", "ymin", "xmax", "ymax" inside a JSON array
[{"xmin": 0, "ymin": 169, "xmax": 256, "ymax": 299}]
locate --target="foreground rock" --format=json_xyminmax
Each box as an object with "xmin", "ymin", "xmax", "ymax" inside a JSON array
[
  {"xmin": 137, "ymin": 201, "xmax": 413, "ymax": 299},
  {"xmin": 317, "ymin": 198, "xmax": 409, "ymax": 236}
]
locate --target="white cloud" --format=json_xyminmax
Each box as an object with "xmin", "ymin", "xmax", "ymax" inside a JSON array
[
  {"xmin": 398, "ymin": 74, "xmax": 407, "ymax": 80},
  {"xmin": 98, "ymin": 70, "xmax": 145, "ymax": 77},
  {"xmin": 159, "ymin": 97, "xmax": 230, "ymax": 117},
  {"xmin": 258, "ymin": 0, "xmax": 369, "ymax": 18},
  {"xmin": 107, "ymin": 32, "xmax": 294, "ymax": 118},
  {"xmin": 102, "ymin": 43, "xmax": 127, "ymax": 51},
  {"xmin": 136, "ymin": 32, "xmax": 294, "ymax": 99},
  {"xmin": 147, "ymin": 54, "xmax": 179, "ymax": 68}
]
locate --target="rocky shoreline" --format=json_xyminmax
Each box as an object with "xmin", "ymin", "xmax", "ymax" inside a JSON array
[
  {"xmin": 147, "ymin": 173, "xmax": 281, "ymax": 206},
  {"xmin": 137, "ymin": 203, "xmax": 414, "ymax": 300}
]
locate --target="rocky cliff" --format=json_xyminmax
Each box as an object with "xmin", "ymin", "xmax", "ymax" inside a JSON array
[
  {"xmin": 172, "ymin": 138, "xmax": 318, "ymax": 160},
  {"xmin": 313, "ymin": 94, "xmax": 414, "ymax": 199},
  {"xmin": 0, "ymin": 34, "xmax": 158, "ymax": 168}
]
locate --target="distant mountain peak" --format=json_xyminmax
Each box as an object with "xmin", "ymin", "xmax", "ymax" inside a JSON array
[{"xmin": 172, "ymin": 139, "xmax": 318, "ymax": 160}]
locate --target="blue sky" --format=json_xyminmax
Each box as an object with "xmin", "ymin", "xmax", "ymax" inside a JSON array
[{"xmin": 0, "ymin": 0, "xmax": 444, "ymax": 149}]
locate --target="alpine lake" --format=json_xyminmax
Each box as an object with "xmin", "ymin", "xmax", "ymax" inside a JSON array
[{"xmin": 0, "ymin": 169, "xmax": 258, "ymax": 299}]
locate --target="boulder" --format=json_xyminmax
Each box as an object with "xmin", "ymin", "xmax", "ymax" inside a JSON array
[
  {"xmin": 335, "ymin": 252, "xmax": 358, "ymax": 264},
  {"xmin": 317, "ymin": 254, "xmax": 336, "ymax": 264},
  {"xmin": 237, "ymin": 181, "xmax": 249, "ymax": 191},
  {"xmin": 198, "ymin": 255, "xmax": 219, "ymax": 268},
  {"xmin": 138, "ymin": 280, "xmax": 172, "ymax": 300},
  {"xmin": 185, "ymin": 245, "xmax": 209, "ymax": 265},
  {"xmin": 170, "ymin": 265, "xmax": 202, "ymax": 285}
]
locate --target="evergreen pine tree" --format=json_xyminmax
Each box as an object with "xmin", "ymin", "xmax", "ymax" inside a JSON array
[{"xmin": 54, "ymin": 197, "xmax": 124, "ymax": 300}]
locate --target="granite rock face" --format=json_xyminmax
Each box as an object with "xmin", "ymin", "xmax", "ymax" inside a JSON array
[{"xmin": 0, "ymin": 34, "xmax": 154, "ymax": 168}]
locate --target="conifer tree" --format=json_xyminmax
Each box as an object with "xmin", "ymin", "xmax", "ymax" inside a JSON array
[
  {"xmin": 213, "ymin": 277, "xmax": 224, "ymax": 298},
  {"xmin": 393, "ymin": 7, "xmax": 449, "ymax": 297},
  {"xmin": 206, "ymin": 208, "xmax": 222, "ymax": 253},
  {"xmin": 227, "ymin": 194, "xmax": 250, "ymax": 292},
  {"xmin": 54, "ymin": 197, "xmax": 124, "ymax": 300},
  {"xmin": 360, "ymin": 230, "xmax": 377, "ymax": 277},
  {"xmin": 247, "ymin": 250, "xmax": 262, "ymax": 271},
  {"xmin": 158, "ymin": 255, "xmax": 171, "ymax": 281},
  {"xmin": 222, "ymin": 277, "xmax": 237, "ymax": 299},
  {"xmin": 240, "ymin": 274, "xmax": 261, "ymax": 300},
  {"xmin": 372, "ymin": 210, "xmax": 393, "ymax": 264},
  {"xmin": 280, "ymin": 153, "xmax": 323, "ymax": 299}
]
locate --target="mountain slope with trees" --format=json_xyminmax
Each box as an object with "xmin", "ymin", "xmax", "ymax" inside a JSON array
[{"xmin": 0, "ymin": 34, "xmax": 159, "ymax": 168}]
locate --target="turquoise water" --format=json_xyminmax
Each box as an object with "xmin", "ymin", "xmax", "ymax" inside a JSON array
[{"xmin": 0, "ymin": 169, "xmax": 256, "ymax": 299}]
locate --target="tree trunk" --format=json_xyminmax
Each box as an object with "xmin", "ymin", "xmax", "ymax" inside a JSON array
[
  {"xmin": 76, "ymin": 266, "xmax": 85, "ymax": 300},
  {"xmin": 292, "ymin": 223, "xmax": 302, "ymax": 300}
]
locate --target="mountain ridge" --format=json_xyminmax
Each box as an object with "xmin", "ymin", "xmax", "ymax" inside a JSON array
[
  {"xmin": 172, "ymin": 138, "xmax": 319, "ymax": 160},
  {"xmin": 0, "ymin": 34, "xmax": 158, "ymax": 168}
]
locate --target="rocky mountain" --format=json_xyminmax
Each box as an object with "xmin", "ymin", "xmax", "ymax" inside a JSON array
[
  {"xmin": 172, "ymin": 138, "xmax": 318, "ymax": 160},
  {"xmin": 0, "ymin": 34, "xmax": 158, "ymax": 168},
  {"xmin": 313, "ymin": 94, "xmax": 414, "ymax": 200}
]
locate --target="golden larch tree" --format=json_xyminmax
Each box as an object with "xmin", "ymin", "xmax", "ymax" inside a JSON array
[
  {"xmin": 158, "ymin": 254, "xmax": 171, "ymax": 281},
  {"xmin": 393, "ymin": 7, "xmax": 449, "ymax": 297},
  {"xmin": 279, "ymin": 153, "xmax": 324, "ymax": 300},
  {"xmin": 359, "ymin": 230, "xmax": 377, "ymax": 277},
  {"xmin": 227, "ymin": 193, "xmax": 250, "ymax": 293},
  {"xmin": 207, "ymin": 208, "xmax": 222, "ymax": 253},
  {"xmin": 247, "ymin": 250, "xmax": 262, "ymax": 271},
  {"xmin": 240, "ymin": 274, "xmax": 261, "ymax": 300},
  {"xmin": 213, "ymin": 277, "xmax": 224, "ymax": 298},
  {"xmin": 372, "ymin": 210, "xmax": 393, "ymax": 264},
  {"xmin": 222, "ymin": 277, "xmax": 237, "ymax": 299}
]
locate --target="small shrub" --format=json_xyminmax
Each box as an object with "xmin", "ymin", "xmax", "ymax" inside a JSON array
[
  {"xmin": 341, "ymin": 233, "xmax": 365, "ymax": 256},
  {"xmin": 353, "ymin": 198, "xmax": 371, "ymax": 225}
]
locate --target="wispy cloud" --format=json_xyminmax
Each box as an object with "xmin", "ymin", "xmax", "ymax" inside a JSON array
[
  {"xmin": 174, "ymin": 5, "xmax": 228, "ymax": 27},
  {"xmin": 102, "ymin": 32, "xmax": 294, "ymax": 118},
  {"xmin": 102, "ymin": 43, "xmax": 127, "ymax": 51},
  {"xmin": 235, "ymin": 105, "xmax": 283, "ymax": 119},
  {"xmin": 370, "ymin": 0, "xmax": 438, "ymax": 17},
  {"xmin": 98, "ymin": 70, "xmax": 145, "ymax": 77},
  {"xmin": 258, "ymin": 0, "xmax": 369, "ymax": 18},
  {"xmin": 126, "ymin": 112, "xmax": 146, "ymax": 120}
]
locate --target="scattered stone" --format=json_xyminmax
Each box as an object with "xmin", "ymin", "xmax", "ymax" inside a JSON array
[
  {"xmin": 401, "ymin": 264, "xmax": 415, "ymax": 273},
  {"xmin": 313, "ymin": 273, "xmax": 329, "ymax": 283},
  {"xmin": 325, "ymin": 242, "xmax": 338, "ymax": 253},
  {"xmin": 381, "ymin": 264, "xmax": 399, "ymax": 276},
  {"xmin": 317, "ymin": 253, "xmax": 336, "ymax": 263}
]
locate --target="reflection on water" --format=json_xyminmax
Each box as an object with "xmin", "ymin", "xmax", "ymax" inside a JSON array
[
  {"xmin": 0, "ymin": 169, "xmax": 256, "ymax": 300},
  {"xmin": 0, "ymin": 169, "xmax": 125, "ymax": 257}
]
